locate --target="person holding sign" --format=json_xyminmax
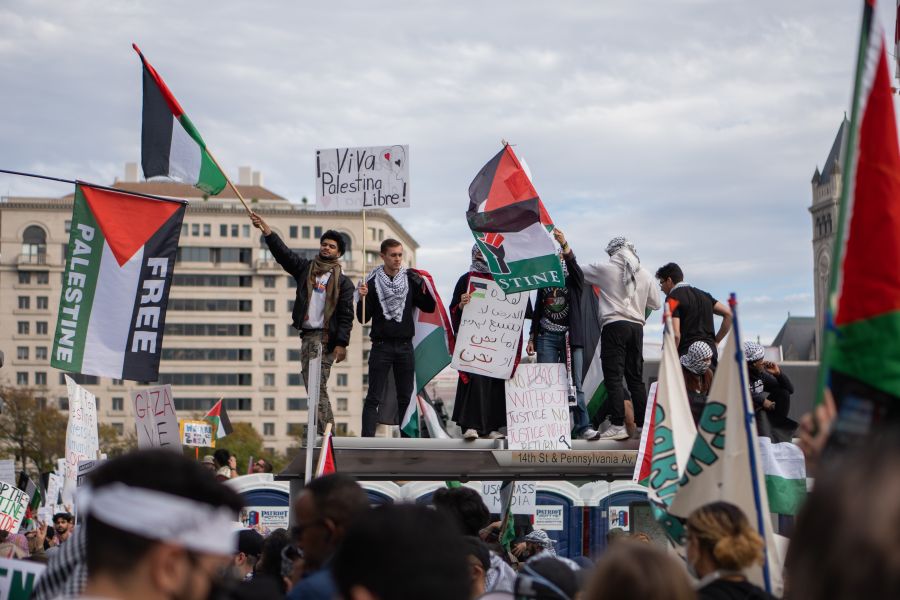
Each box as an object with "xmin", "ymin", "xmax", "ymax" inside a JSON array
[
  {"xmin": 357, "ymin": 239, "xmax": 436, "ymax": 437},
  {"xmin": 582, "ymin": 237, "xmax": 661, "ymax": 441},
  {"xmin": 450, "ymin": 246, "xmax": 512, "ymax": 440},
  {"xmin": 526, "ymin": 228, "xmax": 600, "ymax": 441},
  {"xmin": 251, "ymin": 212, "xmax": 354, "ymax": 435}
]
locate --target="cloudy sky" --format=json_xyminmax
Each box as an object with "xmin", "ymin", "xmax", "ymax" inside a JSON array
[{"xmin": 1, "ymin": 0, "xmax": 895, "ymax": 346}]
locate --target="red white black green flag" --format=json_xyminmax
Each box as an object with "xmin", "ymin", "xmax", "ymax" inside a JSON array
[{"xmin": 51, "ymin": 183, "xmax": 185, "ymax": 381}]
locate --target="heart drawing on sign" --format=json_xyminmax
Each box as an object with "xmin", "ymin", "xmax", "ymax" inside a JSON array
[{"xmin": 384, "ymin": 152, "xmax": 391, "ymax": 161}]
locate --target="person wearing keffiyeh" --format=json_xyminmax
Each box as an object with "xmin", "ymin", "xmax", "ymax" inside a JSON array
[
  {"xmin": 582, "ymin": 237, "xmax": 661, "ymax": 441},
  {"xmin": 357, "ymin": 239, "xmax": 436, "ymax": 437},
  {"xmin": 681, "ymin": 340, "xmax": 714, "ymax": 424}
]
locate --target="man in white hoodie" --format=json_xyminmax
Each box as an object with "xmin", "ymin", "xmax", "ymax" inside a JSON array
[{"xmin": 582, "ymin": 237, "xmax": 661, "ymax": 440}]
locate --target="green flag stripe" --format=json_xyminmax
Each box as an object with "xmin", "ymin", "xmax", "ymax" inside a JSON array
[
  {"xmin": 51, "ymin": 189, "xmax": 104, "ymax": 373},
  {"xmin": 586, "ymin": 383, "xmax": 607, "ymax": 422},
  {"xmin": 765, "ymin": 475, "xmax": 807, "ymax": 515},
  {"xmin": 197, "ymin": 148, "xmax": 227, "ymax": 195},
  {"xmin": 831, "ymin": 310, "xmax": 900, "ymax": 397}
]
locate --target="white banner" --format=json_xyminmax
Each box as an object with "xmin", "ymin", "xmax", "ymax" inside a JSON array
[
  {"xmin": 451, "ymin": 275, "xmax": 525, "ymax": 379},
  {"xmin": 180, "ymin": 420, "xmax": 214, "ymax": 448},
  {"xmin": 505, "ymin": 363, "xmax": 572, "ymax": 450},
  {"xmin": 45, "ymin": 473, "xmax": 62, "ymax": 506},
  {"xmin": 0, "ymin": 483, "xmax": 28, "ymax": 533},
  {"xmin": 478, "ymin": 481, "xmax": 537, "ymax": 515},
  {"xmin": 63, "ymin": 376, "xmax": 100, "ymax": 504},
  {"xmin": 315, "ymin": 144, "xmax": 410, "ymax": 210},
  {"xmin": 131, "ymin": 385, "xmax": 182, "ymax": 452},
  {"xmin": 0, "ymin": 557, "xmax": 44, "ymax": 598}
]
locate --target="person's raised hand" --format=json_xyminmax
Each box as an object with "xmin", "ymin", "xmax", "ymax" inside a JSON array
[{"xmin": 459, "ymin": 293, "xmax": 471, "ymax": 307}]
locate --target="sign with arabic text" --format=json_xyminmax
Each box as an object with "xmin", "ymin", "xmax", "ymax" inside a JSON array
[{"xmin": 505, "ymin": 363, "xmax": 571, "ymax": 450}]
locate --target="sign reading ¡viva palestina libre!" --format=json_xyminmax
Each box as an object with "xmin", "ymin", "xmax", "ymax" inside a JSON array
[{"xmin": 315, "ymin": 145, "xmax": 409, "ymax": 211}]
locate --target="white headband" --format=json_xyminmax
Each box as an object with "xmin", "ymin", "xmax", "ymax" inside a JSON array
[{"xmin": 78, "ymin": 483, "xmax": 238, "ymax": 555}]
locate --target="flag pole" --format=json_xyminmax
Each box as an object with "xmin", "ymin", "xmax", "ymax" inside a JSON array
[
  {"xmin": 204, "ymin": 152, "xmax": 252, "ymax": 214},
  {"xmin": 0, "ymin": 168, "xmax": 188, "ymax": 205},
  {"xmin": 361, "ymin": 209, "xmax": 367, "ymax": 324},
  {"xmin": 314, "ymin": 422, "xmax": 333, "ymax": 478}
]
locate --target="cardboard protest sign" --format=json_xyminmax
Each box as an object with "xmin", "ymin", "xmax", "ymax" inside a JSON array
[
  {"xmin": 0, "ymin": 461, "xmax": 14, "ymax": 487},
  {"xmin": 0, "ymin": 483, "xmax": 29, "ymax": 533},
  {"xmin": 451, "ymin": 274, "xmax": 525, "ymax": 379},
  {"xmin": 63, "ymin": 376, "xmax": 100, "ymax": 504},
  {"xmin": 240, "ymin": 506, "xmax": 290, "ymax": 534},
  {"xmin": 0, "ymin": 557, "xmax": 45, "ymax": 599},
  {"xmin": 505, "ymin": 363, "xmax": 572, "ymax": 450},
  {"xmin": 479, "ymin": 481, "xmax": 537, "ymax": 515},
  {"xmin": 45, "ymin": 473, "xmax": 62, "ymax": 507},
  {"xmin": 76, "ymin": 460, "xmax": 104, "ymax": 488},
  {"xmin": 315, "ymin": 144, "xmax": 410, "ymax": 210},
  {"xmin": 180, "ymin": 420, "xmax": 214, "ymax": 448},
  {"xmin": 131, "ymin": 385, "xmax": 181, "ymax": 451}
]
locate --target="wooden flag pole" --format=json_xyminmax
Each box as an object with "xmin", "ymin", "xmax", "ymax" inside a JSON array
[
  {"xmin": 314, "ymin": 422, "xmax": 333, "ymax": 478},
  {"xmin": 204, "ymin": 151, "xmax": 252, "ymax": 214}
]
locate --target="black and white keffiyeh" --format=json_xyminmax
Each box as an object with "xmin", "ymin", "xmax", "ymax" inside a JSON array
[
  {"xmin": 680, "ymin": 341, "xmax": 713, "ymax": 375},
  {"xmin": 743, "ymin": 341, "xmax": 765, "ymax": 362},
  {"xmin": 369, "ymin": 265, "xmax": 409, "ymax": 322},
  {"xmin": 470, "ymin": 244, "xmax": 491, "ymax": 274},
  {"xmin": 606, "ymin": 236, "xmax": 641, "ymax": 299}
]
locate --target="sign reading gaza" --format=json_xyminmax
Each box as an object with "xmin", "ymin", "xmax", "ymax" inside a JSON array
[{"xmin": 315, "ymin": 145, "xmax": 410, "ymax": 210}]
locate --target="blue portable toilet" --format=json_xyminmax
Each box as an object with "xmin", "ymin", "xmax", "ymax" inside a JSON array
[
  {"xmin": 360, "ymin": 481, "xmax": 402, "ymax": 506},
  {"xmin": 581, "ymin": 481, "xmax": 649, "ymax": 558},
  {"xmin": 533, "ymin": 482, "xmax": 584, "ymax": 559}
]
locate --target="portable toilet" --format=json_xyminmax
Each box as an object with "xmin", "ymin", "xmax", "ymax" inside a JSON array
[
  {"xmin": 227, "ymin": 474, "xmax": 291, "ymax": 532},
  {"xmin": 533, "ymin": 481, "xmax": 584, "ymax": 559},
  {"xmin": 581, "ymin": 481, "xmax": 650, "ymax": 558},
  {"xmin": 361, "ymin": 481, "xmax": 403, "ymax": 505}
]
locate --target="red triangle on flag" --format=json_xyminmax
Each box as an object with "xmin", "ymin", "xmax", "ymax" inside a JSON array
[{"xmin": 81, "ymin": 185, "xmax": 181, "ymax": 267}]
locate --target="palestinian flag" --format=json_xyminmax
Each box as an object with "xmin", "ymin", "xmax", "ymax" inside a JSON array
[
  {"xmin": 467, "ymin": 145, "xmax": 563, "ymax": 294},
  {"xmin": 133, "ymin": 44, "xmax": 227, "ymax": 195},
  {"xmin": 314, "ymin": 429, "xmax": 336, "ymax": 477},
  {"xmin": 51, "ymin": 184, "xmax": 185, "ymax": 381},
  {"xmin": 17, "ymin": 473, "xmax": 42, "ymax": 530},
  {"xmin": 581, "ymin": 285, "xmax": 607, "ymax": 422},
  {"xmin": 820, "ymin": 2, "xmax": 900, "ymax": 430},
  {"xmin": 205, "ymin": 399, "xmax": 234, "ymax": 439}
]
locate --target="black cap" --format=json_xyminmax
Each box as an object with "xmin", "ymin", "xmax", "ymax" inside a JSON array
[{"xmin": 237, "ymin": 529, "xmax": 264, "ymax": 557}]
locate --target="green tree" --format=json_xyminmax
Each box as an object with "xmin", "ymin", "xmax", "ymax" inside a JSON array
[
  {"xmin": 0, "ymin": 385, "xmax": 67, "ymax": 474},
  {"xmin": 99, "ymin": 423, "xmax": 137, "ymax": 458}
]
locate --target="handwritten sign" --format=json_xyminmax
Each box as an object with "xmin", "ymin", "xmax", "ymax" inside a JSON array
[
  {"xmin": 478, "ymin": 481, "xmax": 537, "ymax": 515},
  {"xmin": 131, "ymin": 385, "xmax": 181, "ymax": 452},
  {"xmin": 0, "ymin": 557, "xmax": 45, "ymax": 599},
  {"xmin": 316, "ymin": 144, "xmax": 410, "ymax": 211},
  {"xmin": 0, "ymin": 484, "xmax": 29, "ymax": 533},
  {"xmin": 63, "ymin": 376, "xmax": 99, "ymax": 504},
  {"xmin": 451, "ymin": 274, "xmax": 525, "ymax": 379},
  {"xmin": 180, "ymin": 420, "xmax": 214, "ymax": 448},
  {"xmin": 505, "ymin": 363, "xmax": 571, "ymax": 450},
  {"xmin": 45, "ymin": 473, "xmax": 62, "ymax": 506}
]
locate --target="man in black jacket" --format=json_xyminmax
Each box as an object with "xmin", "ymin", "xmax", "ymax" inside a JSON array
[
  {"xmin": 357, "ymin": 239, "xmax": 436, "ymax": 437},
  {"xmin": 251, "ymin": 212, "xmax": 354, "ymax": 435}
]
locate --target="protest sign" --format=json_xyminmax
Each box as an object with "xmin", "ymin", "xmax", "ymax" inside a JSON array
[
  {"xmin": 505, "ymin": 363, "xmax": 572, "ymax": 450},
  {"xmin": 240, "ymin": 506, "xmax": 290, "ymax": 534},
  {"xmin": 0, "ymin": 461, "xmax": 14, "ymax": 486},
  {"xmin": 131, "ymin": 385, "xmax": 181, "ymax": 451},
  {"xmin": 0, "ymin": 557, "xmax": 45, "ymax": 599},
  {"xmin": 45, "ymin": 473, "xmax": 62, "ymax": 506},
  {"xmin": 315, "ymin": 144, "xmax": 410, "ymax": 211},
  {"xmin": 180, "ymin": 420, "xmax": 214, "ymax": 448},
  {"xmin": 534, "ymin": 505, "xmax": 565, "ymax": 531},
  {"xmin": 63, "ymin": 377, "xmax": 100, "ymax": 504},
  {"xmin": 76, "ymin": 460, "xmax": 103, "ymax": 488},
  {"xmin": 451, "ymin": 274, "xmax": 525, "ymax": 379},
  {"xmin": 0, "ymin": 483, "xmax": 29, "ymax": 533},
  {"xmin": 479, "ymin": 481, "xmax": 537, "ymax": 515}
]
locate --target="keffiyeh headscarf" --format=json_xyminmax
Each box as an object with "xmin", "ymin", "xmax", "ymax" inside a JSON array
[
  {"xmin": 605, "ymin": 237, "xmax": 641, "ymax": 299},
  {"xmin": 470, "ymin": 244, "xmax": 491, "ymax": 274},
  {"xmin": 368, "ymin": 265, "xmax": 409, "ymax": 323},
  {"xmin": 680, "ymin": 341, "xmax": 713, "ymax": 375},
  {"xmin": 523, "ymin": 529, "xmax": 556, "ymax": 550},
  {"xmin": 743, "ymin": 341, "xmax": 765, "ymax": 362}
]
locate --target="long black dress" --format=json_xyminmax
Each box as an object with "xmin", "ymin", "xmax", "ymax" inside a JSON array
[{"xmin": 450, "ymin": 272, "xmax": 508, "ymax": 435}]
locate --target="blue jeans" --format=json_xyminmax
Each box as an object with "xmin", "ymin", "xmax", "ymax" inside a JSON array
[{"xmin": 535, "ymin": 331, "xmax": 590, "ymax": 435}]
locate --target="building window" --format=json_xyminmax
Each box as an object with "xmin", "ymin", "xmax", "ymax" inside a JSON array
[
  {"xmin": 17, "ymin": 322, "xmax": 29, "ymax": 335},
  {"xmin": 18, "ymin": 296, "xmax": 30, "ymax": 309},
  {"xmin": 263, "ymin": 276, "xmax": 276, "ymax": 288},
  {"xmin": 112, "ymin": 423, "xmax": 124, "ymax": 435},
  {"xmin": 112, "ymin": 379, "xmax": 124, "ymax": 386},
  {"xmin": 337, "ymin": 398, "xmax": 348, "ymax": 411},
  {"xmin": 289, "ymin": 225, "xmax": 298, "ymax": 238},
  {"xmin": 302, "ymin": 226, "xmax": 310, "ymax": 239},
  {"xmin": 59, "ymin": 373, "xmax": 98, "ymax": 385},
  {"xmin": 264, "ymin": 324, "xmax": 275, "ymax": 337},
  {"xmin": 287, "ymin": 299, "xmax": 295, "ymax": 312},
  {"xmin": 263, "ymin": 397, "xmax": 275, "ymax": 411},
  {"xmin": 173, "ymin": 274, "xmax": 253, "ymax": 287},
  {"xmin": 16, "ymin": 372, "xmax": 28, "ymax": 386},
  {"xmin": 264, "ymin": 373, "xmax": 275, "ymax": 387},
  {"xmin": 220, "ymin": 224, "xmax": 228, "ymax": 237},
  {"xmin": 242, "ymin": 224, "xmax": 250, "ymax": 238},
  {"xmin": 16, "ymin": 347, "xmax": 28, "ymax": 360},
  {"xmin": 165, "ymin": 323, "xmax": 252, "ymax": 336},
  {"xmin": 36, "ymin": 296, "xmax": 48, "ymax": 310},
  {"xmin": 18, "ymin": 272, "xmax": 31, "ymax": 284},
  {"xmin": 58, "ymin": 397, "xmax": 68, "ymax": 411},
  {"xmin": 336, "ymin": 423, "xmax": 348, "ymax": 435},
  {"xmin": 314, "ymin": 226, "xmax": 323, "ymax": 238},
  {"xmin": 34, "ymin": 372, "xmax": 47, "ymax": 386},
  {"xmin": 21, "ymin": 225, "xmax": 47, "ymax": 260},
  {"xmin": 156, "ymin": 373, "xmax": 253, "ymax": 386},
  {"xmin": 65, "ymin": 220, "xmax": 72, "ymax": 233},
  {"xmin": 362, "ymin": 374, "xmax": 369, "ymax": 385},
  {"xmin": 231, "ymin": 224, "xmax": 239, "ymax": 237},
  {"xmin": 336, "ymin": 373, "xmax": 348, "ymax": 387},
  {"xmin": 363, "ymin": 325, "xmax": 371, "ymax": 337},
  {"xmin": 287, "ymin": 398, "xmax": 308, "ymax": 411},
  {"xmin": 162, "ymin": 348, "xmax": 252, "ymax": 361},
  {"xmin": 264, "ymin": 299, "xmax": 275, "ymax": 313},
  {"xmin": 264, "ymin": 348, "xmax": 275, "ymax": 362},
  {"xmin": 169, "ymin": 298, "xmax": 252, "ymax": 312},
  {"xmin": 287, "ymin": 423, "xmax": 306, "ymax": 437},
  {"xmin": 35, "ymin": 347, "xmax": 47, "ymax": 360},
  {"xmin": 192, "ymin": 223, "xmax": 200, "ymax": 236},
  {"xmin": 287, "ymin": 349, "xmax": 301, "ymax": 362},
  {"xmin": 287, "ymin": 374, "xmax": 304, "ymax": 386},
  {"xmin": 263, "ymin": 423, "xmax": 274, "ymax": 436},
  {"xmin": 182, "ymin": 224, "xmax": 189, "ymax": 237},
  {"xmin": 203, "ymin": 224, "xmax": 211, "ymax": 237},
  {"xmin": 36, "ymin": 322, "xmax": 48, "ymax": 335},
  {"xmin": 363, "ymin": 349, "xmax": 370, "ymax": 361},
  {"xmin": 35, "ymin": 272, "xmax": 48, "ymax": 284},
  {"xmin": 112, "ymin": 397, "xmax": 124, "ymax": 411}
]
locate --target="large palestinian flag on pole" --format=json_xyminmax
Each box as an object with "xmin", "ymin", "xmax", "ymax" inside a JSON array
[
  {"xmin": 51, "ymin": 183, "xmax": 185, "ymax": 381},
  {"xmin": 133, "ymin": 44, "xmax": 227, "ymax": 195},
  {"xmin": 467, "ymin": 145, "xmax": 564, "ymax": 294},
  {"xmin": 819, "ymin": 1, "xmax": 900, "ymax": 427}
]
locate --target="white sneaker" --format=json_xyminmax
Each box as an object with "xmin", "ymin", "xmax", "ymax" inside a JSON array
[
  {"xmin": 597, "ymin": 424, "xmax": 629, "ymax": 441},
  {"xmin": 579, "ymin": 427, "xmax": 600, "ymax": 441},
  {"xmin": 487, "ymin": 431, "xmax": 506, "ymax": 440},
  {"xmin": 463, "ymin": 428, "xmax": 478, "ymax": 441}
]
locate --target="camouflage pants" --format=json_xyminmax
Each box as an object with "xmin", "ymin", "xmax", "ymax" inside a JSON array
[{"xmin": 299, "ymin": 330, "xmax": 336, "ymax": 435}]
